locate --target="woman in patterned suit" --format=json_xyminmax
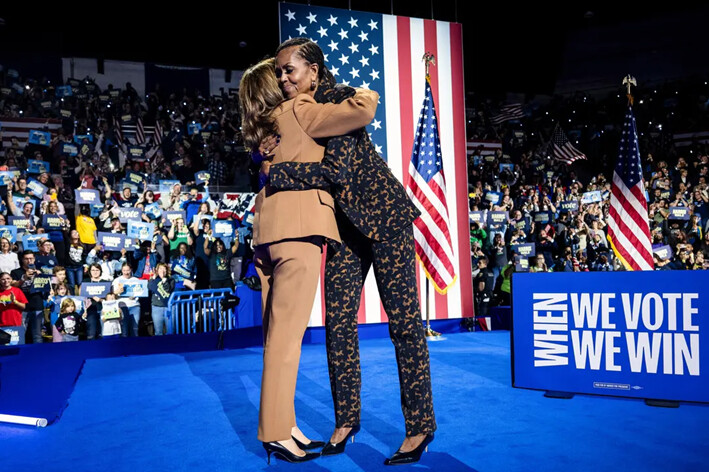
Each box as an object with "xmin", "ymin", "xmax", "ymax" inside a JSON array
[
  {"xmin": 261, "ymin": 38, "xmax": 437, "ymax": 466},
  {"xmin": 239, "ymin": 57, "xmax": 378, "ymax": 464}
]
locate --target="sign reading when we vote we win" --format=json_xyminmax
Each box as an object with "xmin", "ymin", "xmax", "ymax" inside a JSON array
[{"xmin": 512, "ymin": 271, "xmax": 708, "ymax": 403}]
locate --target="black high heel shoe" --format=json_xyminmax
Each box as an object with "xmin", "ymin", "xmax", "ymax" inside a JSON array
[
  {"xmin": 262, "ymin": 441, "xmax": 320, "ymax": 464},
  {"xmin": 292, "ymin": 436, "xmax": 326, "ymax": 450},
  {"xmin": 320, "ymin": 424, "xmax": 361, "ymax": 456},
  {"xmin": 383, "ymin": 433, "xmax": 434, "ymax": 466}
]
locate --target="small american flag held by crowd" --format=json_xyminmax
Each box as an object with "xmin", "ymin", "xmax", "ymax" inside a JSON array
[{"xmin": 279, "ymin": 2, "xmax": 473, "ymax": 326}]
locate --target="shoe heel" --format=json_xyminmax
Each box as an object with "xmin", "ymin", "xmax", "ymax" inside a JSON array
[{"xmin": 266, "ymin": 451, "xmax": 271, "ymax": 465}]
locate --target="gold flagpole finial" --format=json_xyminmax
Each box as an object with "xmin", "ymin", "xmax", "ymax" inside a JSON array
[
  {"xmin": 622, "ymin": 75, "xmax": 637, "ymax": 105},
  {"xmin": 422, "ymin": 52, "xmax": 436, "ymax": 80}
]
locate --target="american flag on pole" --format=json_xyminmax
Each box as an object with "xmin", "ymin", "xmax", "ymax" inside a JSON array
[
  {"xmin": 607, "ymin": 104, "xmax": 654, "ymax": 271},
  {"xmin": 279, "ymin": 2, "xmax": 473, "ymax": 325},
  {"xmin": 407, "ymin": 77, "xmax": 456, "ymax": 293},
  {"xmin": 549, "ymin": 123, "xmax": 587, "ymax": 165},
  {"xmin": 490, "ymin": 103, "xmax": 524, "ymax": 125}
]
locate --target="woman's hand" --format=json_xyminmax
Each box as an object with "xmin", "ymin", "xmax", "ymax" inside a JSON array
[{"xmin": 258, "ymin": 134, "xmax": 280, "ymax": 158}]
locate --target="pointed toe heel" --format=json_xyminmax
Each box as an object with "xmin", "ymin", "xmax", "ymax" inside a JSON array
[
  {"xmin": 383, "ymin": 433, "xmax": 434, "ymax": 466},
  {"xmin": 320, "ymin": 425, "xmax": 361, "ymax": 456},
  {"xmin": 262, "ymin": 441, "xmax": 320, "ymax": 464}
]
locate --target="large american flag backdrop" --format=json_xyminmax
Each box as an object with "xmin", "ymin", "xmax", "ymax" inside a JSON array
[{"xmin": 279, "ymin": 3, "xmax": 473, "ymax": 327}]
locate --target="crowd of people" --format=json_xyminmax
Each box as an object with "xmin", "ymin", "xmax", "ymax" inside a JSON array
[
  {"xmin": 0, "ymin": 70, "xmax": 258, "ymax": 343},
  {"xmin": 464, "ymin": 76, "xmax": 709, "ymax": 317},
  {"xmin": 1, "ymin": 66, "xmax": 709, "ymax": 342}
]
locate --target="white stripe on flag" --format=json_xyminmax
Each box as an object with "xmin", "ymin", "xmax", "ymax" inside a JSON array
[
  {"xmin": 364, "ymin": 269, "xmax": 382, "ymax": 324},
  {"xmin": 308, "ymin": 274, "xmax": 324, "ymax": 327},
  {"xmin": 435, "ymin": 22, "xmax": 463, "ymax": 316},
  {"xmin": 382, "ymin": 15, "xmax": 403, "ymax": 179},
  {"xmin": 413, "ymin": 225, "xmax": 455, "ymax": 285}
]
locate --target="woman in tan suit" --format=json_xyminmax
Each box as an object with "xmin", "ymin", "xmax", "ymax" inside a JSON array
[{"xmin": 239, "ymin": 58, "xmax": 378, "ymax": 465}]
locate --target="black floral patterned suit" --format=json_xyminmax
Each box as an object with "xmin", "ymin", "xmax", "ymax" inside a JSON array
[{"xmin": 269, "ymin": 80, "xmax": 436, "ymax": 437}]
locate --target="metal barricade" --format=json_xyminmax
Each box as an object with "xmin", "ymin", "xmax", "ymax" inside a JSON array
[{"xmin": 166, "ymin": 289, "xmax": 237, "ymax": 335}]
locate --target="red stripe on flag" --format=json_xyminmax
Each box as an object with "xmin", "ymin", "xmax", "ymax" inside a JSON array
[
  {"xmin": 423, "ymin": 19, "xmax": 448, "ymax": 319},
  {"xmin": 413, "ymin": 217, "xmax": 456, "ymax": 276},
  {"xmin": 450, "ymin": 22, "xmax": 474, "ymax": 317}
]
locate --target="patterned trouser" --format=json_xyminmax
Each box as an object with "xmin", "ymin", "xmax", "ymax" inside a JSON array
[{"xmin": 324, "ymin": 218, "xmax": 436, "ymax": 437}]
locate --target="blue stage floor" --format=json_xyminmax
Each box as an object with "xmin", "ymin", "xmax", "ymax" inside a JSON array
[{"xmin": 1, "ymin": 331, "xmax": 707, "ymax": 471}]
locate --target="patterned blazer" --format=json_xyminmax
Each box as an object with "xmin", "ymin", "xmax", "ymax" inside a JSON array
[{"xmin": 269, "ymin": 82, "xmax": 420, "ymax": 242}]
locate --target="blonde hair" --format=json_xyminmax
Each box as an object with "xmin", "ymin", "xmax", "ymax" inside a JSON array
[
  {"xmin": 60, "ymin": 297, "xmax": 76, "ymax": 314},
  {"xmin": 238, "ymin": 58, "xmax": 283, "ymax": 152}
]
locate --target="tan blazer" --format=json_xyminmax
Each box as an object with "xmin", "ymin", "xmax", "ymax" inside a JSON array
[{"xmin": 252, "ymin": 90, "xmax": 379, "ymax": 246}]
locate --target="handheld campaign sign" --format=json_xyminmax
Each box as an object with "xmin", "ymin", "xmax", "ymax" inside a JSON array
[
  {"xmin": 559, "ymin": 200, "xmax": 579, "ymax": 213},
  {"xmin": 514, "ymin": 255, "xmax": 530, "ymax": 272},
  {"xmin": 533, "ymin": 211, "xmax": 552, "ymax": 224},
  {"xmin": 511, "ymin": 242, "xmax": 536, "ymax": 258},
  {"xmin": 61, "ymin": 143, "xmax": 79, "ymax": 156},
  {"xmin": 164, "ymin": 211, "xmax": 186, "ymax": 227},
  {"xmin": 581, "ymin": 190, "xmax": 603, "ymax": 204},
  {"xmin": 28, "ymin": 131, "xmax": 51, "ymax": 147},
  {"xmin": 213, "ymin": 220, "xmax": 235, "ymax": 238},
  {"xmin": 60, "ymin": 109, "xmax": 73, "ymax": 119},
  {"xmin": 0, "ymin": 171, "xmax": 14, "ymax": 186},
  {"xmin": 125, "ymin": 171, "xmax": 145, "ymax": 186},
  {"xmin": 9, "ymin": 216, "xmax": 31, "ymax": 232},
  {"xmin": 118, "ymin": 207, "xmax": 142, "ymax": 223},
  {"xmin": 26, "ymin": 178, "xmax": 48, "ymax": 199},
  {"xmin": 120, "ymin": 279, "xmax": 149, "ymax": 298},
  {"xmin": 144, "ymin": 203, "xmax": 162, "ymax": 220},
  {"xmin": 30, "ymin": 275, "xmax": 52, "ymax": 294},
  {"xmin": 194, "ymin": 171, "xmax": 210, "ymax": 185},
  {"xmin": 512, "ymin": 271, "xmax": 709, "ymax": 402},
  {"xmin": 80, "ymin": 283, "xmax": 112, "ymax": 299},
  {"xmin": 469, "ymin": 211, "xmax": 485, "ymax": 224},
  {"xmin": 27, "ymin": 158, "xmax": 50, "ymax": 173},
  {"xmin": 128, "ymin": 146, "xmax": 146, "ymax": 161},
  {"xmin": 97, "ymin": 232, "xmax": 126, "ymax": 251},
  {"xmin": 55, "ymin": 85, "xmax": 73, "ymax": 97},
  {"xmin": 669, "ymin": 206, "xmax": 691, "ymax": 220},
  {"xmin": 487, "ymin": 211, "xmax": 509, "ymax": 226},
  {"xmin": 653, "ymin": 244, "xmax": 673, "ymax": 261},
  {"xmin": 42, "ymin": 214, "xmax": 67, "ymax": 231},
  {"xmin": 75, "ymin": 189, "xmax": 101, "ymax": 205},
  {"xmin": 499, "ymin": 163, "xmax": 515, "ymax": 173},
  {"xmin": 12, "ymin": 197, "xmax": 35, "ymax": 215},
  {"xmin": 485, "ymin": 191, "xmax": 502, "ymax": 205},
  {"xmin": 0, "ymin": 226, "xmax": 17, "ymax": 242},
  {"xmin": 22, "ymin": 234, "xmax": 43, "ymax": 252},
  {"xmin": 73, "ymin": 134, "xmax": 93, "ymax": 145},
  {"xmin": 127, "ymin": 220, "xmax": 155, "ymax": 242},
  {"xmin": 159, "ymin": 180, "xmax": 181, "ymax": 194},
  {"xmin": 192, "ymin": 214, "xmax": 213, "ymax": 229},
  {"xmin": 187, "ymin": 122, "xmax": 202, "ymax": 136}
]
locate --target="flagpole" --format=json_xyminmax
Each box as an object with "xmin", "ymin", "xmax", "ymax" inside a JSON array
[{"xmin": 424, "ymin": 278, "xmax": 441, "ymax": 338}]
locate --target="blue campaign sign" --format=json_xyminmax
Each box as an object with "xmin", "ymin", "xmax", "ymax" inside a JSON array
[
  {"xmin": 187, "ymin": 122, "xmax": 202, "ymax": 136},
  {"xmin": 144, "ymin": 202, "xmax": 162, "ymax": 220},
  {"xmin": 42, "ymin": 214, "xmax": 67, "ymax": 231},
  {"xmin": 469, "ymin": 211, "xmax": 484, "ymax": 224},
  {"xmin": 27, "ymin": 158, "xmax": 50, "ymax": 173},
  {"xmin": 484, "ymin": 191, "xmax": 502, "ymax": 205},
  {"xmin": 73, "ymin": 134, "xmax": 93, "ymax": 145},
  {"xmin": 80, "ymin": 282, "xmax": 112, "ymax": 299},
  {"xmin": 511, "ymin": 242, "xmax": 536, "ymax": 257},
  {"xmin": 121, "ymin": 279, "xmax": 149, "ymax": 298},
  {"xmin": 9, "ymin": 216, "xmax": 32, "ymax": 232},
  {"xmin": 61, "ymin": 143, "xmax": 79, "ymax": 156},
  {"xmin": 127, "ymin": 220, "xmax": 155, "ymax": 241},
  {"xmin": 581, "ymin": 190, "xmax": 603, "ymax": 204},
  {"xmin": 75, "ymin": 189, "xmax": 101, "ymax": 204},
  {"xmin": 192, "ymin": 213, "xmax": 213, "ymax": 229},
  {"xmin": 486, "ymin": 210, "xmax": 509, "ymax": 226},
  {"xmin": 97, "ymin": 232, "xmax": 126, "ymax": 251},
  {"xmin": 55, "ymin": 85, "xmax": 73, "ymax": 98},
  {"xmin": 118, "ymin": 207, "xmax": 142, "ymax": 223},
  {"xmin": 28, "ymin": 131, "xmax": 51, "ymax": 147},
  {"xmin": 0, "ymin": 171, "xmax": 14, "ymax": 186},
  {"xmin": 159, "ymin": 180, "xmax": 181, "ymax": 195},
  {"xmin": 669, "ymin": 206, "xmax": 691, "ymax": 220},
  {"xmin": 22, "ymin": 234, "xmax": 44, "ymax": 252},
  {"xmin": 559, "ymin": 200, "xmax": 579, "ymax": 212},
  {"xmin": 512, "ymin": 271, "xmax": 709, "ymax": 402},
  {"xmin": 213, "ymin": 219, "xmax": 235, "ymax": 238},
  {"xmin": 0, "ymin": 225, "xmax": 17, "ymax": 243},
  {"xmin": 194, "ymin": 171, "xmax": 211, "ymax": 185},
  {"xmin": 26, "ymin": 178, "xmax": 48, "ymax": 199}
]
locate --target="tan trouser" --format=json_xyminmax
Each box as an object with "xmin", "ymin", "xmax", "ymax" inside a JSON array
[{"xmin": 254, "ymin": 237, "xmax": 323, "ymax": 442}]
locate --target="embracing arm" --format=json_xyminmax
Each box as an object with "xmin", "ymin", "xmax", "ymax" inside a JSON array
[{"xmin": 294, "ymin": 89, "xmax": 378, "ymax": 138}]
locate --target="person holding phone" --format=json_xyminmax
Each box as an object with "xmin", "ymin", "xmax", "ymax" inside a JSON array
[{"xmin": 10, "ymin": 251, "xmax": 46, "ymax": 343}]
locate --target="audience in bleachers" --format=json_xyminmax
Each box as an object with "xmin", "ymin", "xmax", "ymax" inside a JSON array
[{"xmin": 1, "ymin": 66, "xmax": 707, "ymax": 342}]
